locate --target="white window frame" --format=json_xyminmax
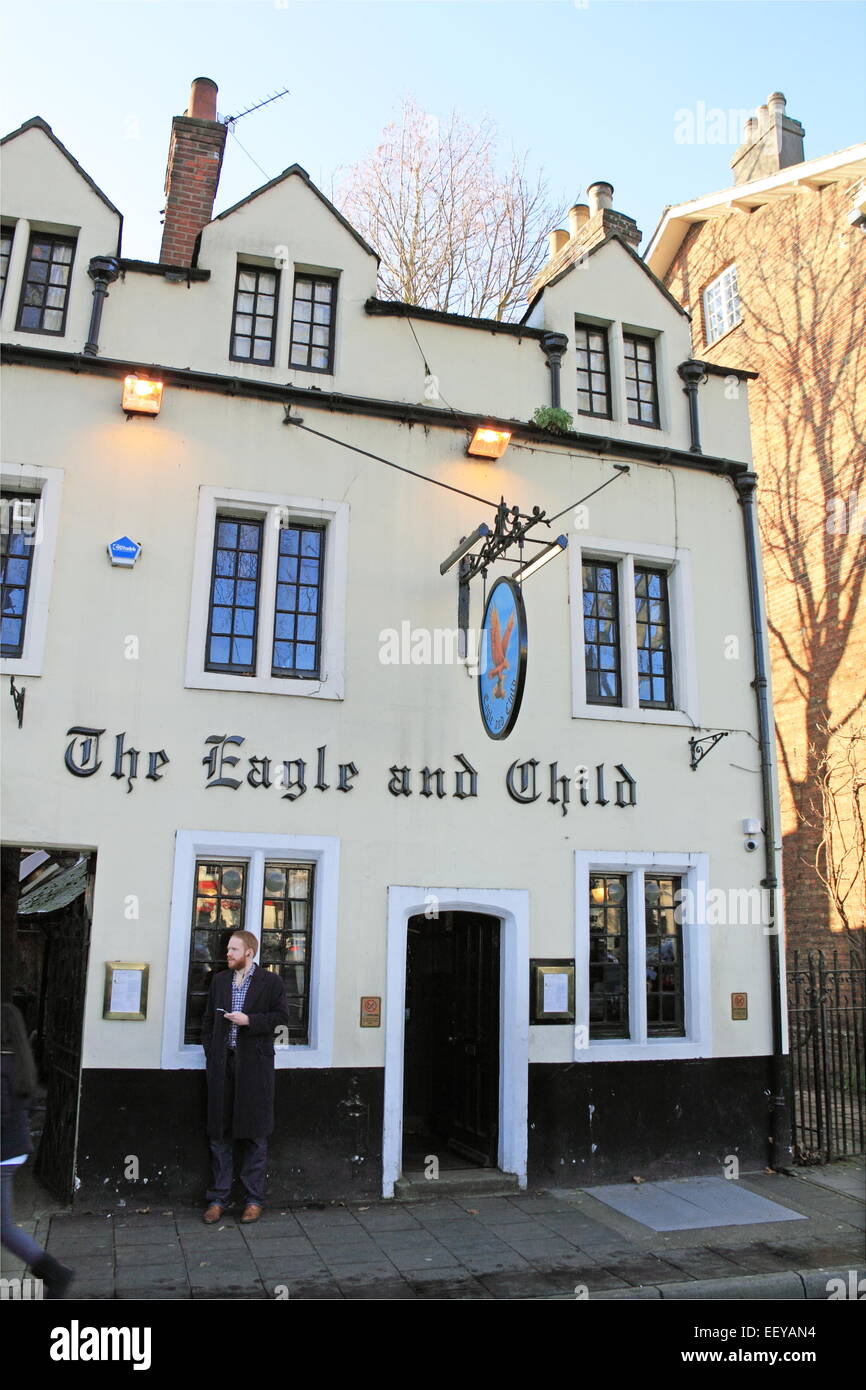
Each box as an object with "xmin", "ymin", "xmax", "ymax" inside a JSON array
[
  {"xmin": 703, "ymin": 264, "xmax": 741, "ymax": 346},
  {"xmin": 162, "ymin": 829, "xmax": 339, "ymax": 1070},
  {"xmin": 574, "ymin": 850, "xmax": 711, "ymax": 1062},
  {"xmin": 570, "ymin": 534, "xmax": 698, "ymax": 725},
  {"xmin": 185, "ymin": 485, "xmax": 348, "ymax": 699},
  {"xmin": 0, "ymin": 463, "xmax": 63, "ymax": 678}
]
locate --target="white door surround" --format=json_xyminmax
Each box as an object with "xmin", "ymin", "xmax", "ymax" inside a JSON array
[{"xmin": 383, "ymin": 885, "xmax": 530, "ymax": 1198}]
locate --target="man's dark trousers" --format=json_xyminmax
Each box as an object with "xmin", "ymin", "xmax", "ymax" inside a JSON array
[{"xmin": 206, "ymin": 1050, "xmax": 267, "ymax": 1207}]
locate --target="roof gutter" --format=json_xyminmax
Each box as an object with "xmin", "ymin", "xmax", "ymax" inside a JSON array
[{"xmin": 0, "ymin": 342, "xmax": 751, "ymax": 481}]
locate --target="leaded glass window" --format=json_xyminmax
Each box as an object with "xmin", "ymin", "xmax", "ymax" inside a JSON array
[
  {"xmin": 703, "ymin": 264, "xmax": 741, "ymax": 346},
  {"xmin": 185, "ymin": 861, "xmax": 247, "ymax": 1044},
  {"xmin": 635, "ymin": 566, "xmax": 673, "ymax": 708},
  {"xmin": 583, "ymin": 560, "xmax": 620, "ymax": 704},
  {"xmin": 261, "ymin": 862, "xmax": 315, "ymax": 1043},
  {"xmin": 205, "ymin": 516, "xmax": 263, "ymax": 673},
  {"xmin": 272, "ymin": 524, "xmax": 324, "ymax": 677},
  {"xmin": 645, "ymin": 875, "xmax": 684, "ymax": 1036},
  {"xmin": 289, "ymin": 274, "xmax": 336, "ymax": 371},
  {"xmin": 589, "ymin": 874, "xmax": 628, "ymax": 1038},
  {"xmin": 0, "ymin": 226, "xmax": 13, "ymax": 306},
  {"xmin": 623, "ymin": 333, "xmax": 659, "ymax": 427},
  {"xmin": 230, "ymin": 264, "xmax": 278, "ymax": 364},
  {"xmin": 575, "ymin": 323, "xmax": 612, "ymax": 417},
  {"xmin": 16, "ymin": 233, "xmax": 76, "ymax": 334},
  {"xmin": 1, "ymin": 492, "xmax": 39, "ymax": 658}
]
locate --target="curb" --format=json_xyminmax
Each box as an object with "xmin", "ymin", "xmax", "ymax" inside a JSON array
[{"xmin": 587, "ymin": 1266, "xmax": 861, "ymax": 1302}]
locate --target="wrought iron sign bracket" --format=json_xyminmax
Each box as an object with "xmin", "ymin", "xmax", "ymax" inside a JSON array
[
  {"xmin": 9, "ymin": 675, "xmax": 25, "ymax": 729},
  {"xmin": 689, "ymin": 730, "xmax": 729, "ymax": 771},
  {"xmin": 444, "ymin": 498, "xmax": 553, "ymax": 650}
]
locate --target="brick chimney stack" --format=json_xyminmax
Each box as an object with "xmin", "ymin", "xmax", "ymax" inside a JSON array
[
  {"xmin": 730, "ymin": 92, "xmax": 805, "ymax": 186},
  {"xmin": 159, "ymin": 77, "xmax": 227, "ymax": 267},
  {"xmin": 529, "ymin": 182, "xmax": 642, "ymax": 300}
]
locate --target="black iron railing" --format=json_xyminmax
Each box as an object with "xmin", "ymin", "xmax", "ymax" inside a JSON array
[{"xmin": 787, "ymin": 949, "xmax": 865, "ymax": 1162}]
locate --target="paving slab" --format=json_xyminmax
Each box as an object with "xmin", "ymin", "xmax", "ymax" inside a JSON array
[
  {"xmin": 601, "ymin": 1255, "xmax": 689, "ymax": 1286},
  {"xmin": 341, "ymin": 1279, "xmax": 418, "ymax": 1300},
  {"xmin": 585, "ymin": 1176, "xmax": 806, "ymax": 1231},
  {"xmin": 660, "ymin": 1246, "xmax": 749, "ymax": 1279},
  {"xmin": 788, "ymin": 1162, "xmax": 866, "ymax": 1202},
  {"xmin": 411, "ymin": 1276, "xmax": 494, "ymax": 1299}
]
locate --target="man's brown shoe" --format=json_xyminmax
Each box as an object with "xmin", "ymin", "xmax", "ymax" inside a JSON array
[
  {"xmin": 202, "ymin": 1204, "xmax": 224, "ymax": 1225},
  {"xmin": 240, "ymin": 1203, "xmax": 263, "ymax": 1224}
]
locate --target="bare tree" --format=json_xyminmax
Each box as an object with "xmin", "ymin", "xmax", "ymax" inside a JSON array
[
  {"xmin": 682, "ymin": 193, "xmax": 865, "ymax": 944},
  {"xmin": 337, "ymin": 98, "xmax": 566, "ymax": 321},
  {"xmin": 804, "ymin": 717, "xmax": 865, "ymax": 958}
]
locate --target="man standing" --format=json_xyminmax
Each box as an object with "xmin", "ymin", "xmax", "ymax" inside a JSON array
[{"xmin": 201, "ymin": 931, "xmax": 288, "ymax": 1224}]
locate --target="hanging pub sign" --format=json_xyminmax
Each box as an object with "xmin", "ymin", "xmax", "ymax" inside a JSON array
[{"xmin": 478, "ymin": 577, "xmax": 527, "ymax": 740}]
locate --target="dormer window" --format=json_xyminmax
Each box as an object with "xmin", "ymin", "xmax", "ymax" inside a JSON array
[
  {"xmin": 16, "ymin": 233, "xmax": 76, "ymax": 335},
  {"xmin": 575, "ymin": 323, "xmax": 612, "ymax": 418},
  {"xmin": 0, "ymin": 226, "xmax": 13, "ymax": 307},
  {"xmin": 623, "ymin": 333, "xmax": 659, "ymax": 427},
  {"xmin": 702, "ymin": 264, "xmax": 741, "ymax": 346},
  {"xmin": 289, "ymin": 274, "xmax": 336, "ymax": 372},
  {"xmin": 230, "ymin": 264, "xmax": 278, "ymax": 364}
]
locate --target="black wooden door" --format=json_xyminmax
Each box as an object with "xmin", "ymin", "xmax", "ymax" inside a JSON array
[
  {"xmin": 34, "ymin": 881, "xmax": 91, "ymax": 1201},
  {"xmin": 448, "ymin": 914, "xmax": 500, "ymax": 1165}
]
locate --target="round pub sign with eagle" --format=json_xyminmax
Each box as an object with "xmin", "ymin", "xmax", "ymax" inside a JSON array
[{"xmin": 478, "ymin": 577, "xmax": 527, "ymax": 739}]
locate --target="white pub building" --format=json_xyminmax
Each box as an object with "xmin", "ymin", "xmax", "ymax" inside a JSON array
[{"xmin": 0, "ymin": 80, "xmax": 789, "ymax": 1206}]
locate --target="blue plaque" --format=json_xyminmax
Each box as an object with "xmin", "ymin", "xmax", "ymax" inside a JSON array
[{"xmin": 478, "ymin": 577, "xmax": 527, "ymax": 740}]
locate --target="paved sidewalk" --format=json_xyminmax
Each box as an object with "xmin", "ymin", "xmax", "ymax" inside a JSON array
[{"xmin": 2, "ymin": 1164, "xmax": 863, "ymax": 1300}]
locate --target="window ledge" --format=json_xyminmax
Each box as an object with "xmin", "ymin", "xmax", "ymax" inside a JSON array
[
  {"xmin": 704, "ymin": 319, "xmax": 743, "ymax": 352},
  {"xmin": 572, "ymin": 702, "xmax": 694, "ymax": 727},
  {"xmin": 575, "ymin": 1039, "xmax": 710, "ymax": 1062},
  {"xmin": 185, "ymin": 672, "xmax": 343, "ymax": 700},
  {"xmin": 166, "ymin": 1044, "xmax": 335, "ymax": 1070}
]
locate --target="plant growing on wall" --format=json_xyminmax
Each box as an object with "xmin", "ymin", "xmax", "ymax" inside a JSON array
[{"xmin": 532, "ymin": 406, "xmax": 574, "ymax": 434}]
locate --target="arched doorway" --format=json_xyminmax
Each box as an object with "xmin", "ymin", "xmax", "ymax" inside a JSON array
[{"xmin": 403, "ymin": 911, "xmax": 500, "ymax": 1172}]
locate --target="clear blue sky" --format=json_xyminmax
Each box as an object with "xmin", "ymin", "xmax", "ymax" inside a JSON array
[{"xmin": 2, "ymin": 0, "xmax": 864, "ymax": 262}]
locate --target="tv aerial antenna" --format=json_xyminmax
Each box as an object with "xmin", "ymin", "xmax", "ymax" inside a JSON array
[{"xmin": 220, "ymin": 88, "xmax": 291, "ymax": 129}]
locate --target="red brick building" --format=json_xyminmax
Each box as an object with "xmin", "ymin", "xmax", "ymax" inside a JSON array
[{"xmin": 647, "ymin": 97, "xmax": 866, "ymax": 956}]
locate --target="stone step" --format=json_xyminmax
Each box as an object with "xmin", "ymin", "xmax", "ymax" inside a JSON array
[{"xmin": 395, "ymin": 1168, "xmax": 520, "ymax": 1201}]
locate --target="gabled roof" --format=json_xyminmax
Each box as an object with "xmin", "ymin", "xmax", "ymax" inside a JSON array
[
  {"xmin": 214, "ymin": 162, "xmax": 379, "ymax": 262},
  {"xmin": 521, "ymin": 232, "xmax": 690, "ymax": 324},
  {"xmin": 645, "ymin": 142, "xmax": 866, "ymax": 279},
  {"xmin": 1, "ymin": 116, "xmax": 123, "ymax": 225}
]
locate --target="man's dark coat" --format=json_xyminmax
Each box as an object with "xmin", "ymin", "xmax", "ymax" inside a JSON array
[{"xmin": 201, "ymin": 966, "xmax": 289, "ymax": 1139}]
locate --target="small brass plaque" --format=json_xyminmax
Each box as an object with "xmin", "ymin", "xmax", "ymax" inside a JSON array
[
  {"xmin": 360, "ymin": 996, "xmax": 381, "ymax": 1028},
  {"xmin": 731, "ymin": 992, "xmax": 748, "ymax": 1021}
]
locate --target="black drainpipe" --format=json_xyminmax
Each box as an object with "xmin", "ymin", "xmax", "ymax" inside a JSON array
[
  {"xmin": 735, "ymin": 470, "xmax": 791, "ymax": 1170},
  {"xmin": 540, "ymin": 332, "xmax": 569, "ymax": 408},
  {"xmin": 84, "ymin": 256, "xmax": 121, "ymax": 357},
  {"xmin": 677, "ymin": 359, "xmax": 707, "ymax": 453}
]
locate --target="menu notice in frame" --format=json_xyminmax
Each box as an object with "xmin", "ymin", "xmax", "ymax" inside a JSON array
[
  {"xmin": 531, "ymin": 960, "xmax": 575, "ymax": 1024},
  {"xmin": 103, "ymin": 962, "xmax": 149, "ymax": 1021}
]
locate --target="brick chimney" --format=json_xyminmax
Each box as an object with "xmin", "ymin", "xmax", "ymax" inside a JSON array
[
  {"xmin": 529, "ymin": 182, "xmax": 642, "ymax": 299},
  {"xmin": 159, "ymin": 77, "xmax": 227, "ymax": 267},
  {"xmin": 730, "ymin": 92, "xmax": 805, "ymax": 185}
]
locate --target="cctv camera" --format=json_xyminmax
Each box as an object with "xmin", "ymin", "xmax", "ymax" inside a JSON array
[{"xmin": 744, "ymin": 837, "xmax": 758, "ymax": 852}]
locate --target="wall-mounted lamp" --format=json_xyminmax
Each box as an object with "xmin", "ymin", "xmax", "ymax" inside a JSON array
[
  {"xmin": 511, "ymin": 535, "xmax": 568, "ymax": 582},
  {"xmin": 467, "ymin": 427, "xmax": 511, "ymax": 460},
  {"xmin": 122, "ymin": 375, "xmax": 164, "ymax": 417},
  {"xmin": 439, "ymin": 523, "xmax": 492, "ymax": 576}
]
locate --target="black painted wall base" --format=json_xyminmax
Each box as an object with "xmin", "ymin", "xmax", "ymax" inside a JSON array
[
  {"xmin": 528, "ymin": 1055, "xmax": 783, "ymax": 1183},
  {"xmin": 75, "ymin": 1068, "xmax": 384, "ymax": 1207},
  {"xmin": 73, "ymin": 1055, "xmax": 786, "ymax": 1206}
]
